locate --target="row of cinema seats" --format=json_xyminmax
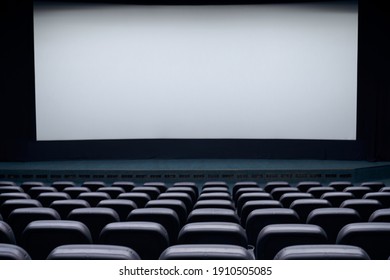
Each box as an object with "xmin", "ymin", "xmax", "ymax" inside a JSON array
[{"xmin": 1, "ymin": 180, "xmax": 390, "ymax": 260}]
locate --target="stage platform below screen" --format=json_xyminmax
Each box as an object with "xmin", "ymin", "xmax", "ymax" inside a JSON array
[{"xmin": 1, "ymin": 159, "xmax": 389, "ymax": 185}]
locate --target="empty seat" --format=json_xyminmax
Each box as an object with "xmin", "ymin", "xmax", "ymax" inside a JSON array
[
  {"xmin": 255, "ymin": 224, "xmax": 328, "ymax": 260},
  {"xmin": 363, "ymin": 192, "xmax": 390, "ymax": 207},
  {"xmin": 22, "ymin": 220, "xmax": 92, "ymax": 260},
  {"xmin": 369, "ymin": 209, "xmax": 390, "ymax": 222},
  {"xmin": 77, "ymin": 192, "xmax": 111, "ymax": 207},
  {"xmin": 198, "ymin": 192, "xmax": 232, "ymax": 201},
  {"xmin": 0, "ymin": 181, "xmax": 16, "ymax": 187},
  {"xmin": 159, "ymin": 244, "xmax": 254, "ymax": 260},
  {"xmin": 232, "ymin": 182, "xmax": 260, "ymax": 199},
  {"xmin": 117, "ymin": 193, "xmax": 151, "ymax": 208},
  {"xmin": 279, "ymin": 193, "xmax": 314, "ymax": 208},
  {"xmin": 132, "ymin": 186, "xmax": 161, "ymax": 200},
  {"xmin": 27, "ymin": 187, "xmax": 57, "ymax": 199},
  {"xmin": 172, "ymin": 182, "xmax": 198, "ymax": 197},
  {"xmin": 320, "ymin": 192, "xmax": 355, "ymax": 207},
  {"xmin": 0, "ymin": 186, "xmax": 24, "ymax": 194},
  {"xmin": 7, "ymin": 207, "xmax": 61, "ymax": 243},
  {"xmin": 306, "ymin": 208, "xmax": 361, "ymax": 243},
  {"xmin": 0, "ymin": 199, "xmax": 42, "ymax": 221},
  {"xmin": 380, "ymin": 187, "xmax": 390, "ymax": 192},
  {"xmin": 274, "ymin": 244, "xmax": 370, "ymax": 260},
  {"xmin": 97, "ymin": 199, "xmax": 137, "ymax": 221},
  {"xmin": 127, "ymin": 208, "xmax": 180, "ymax": 243},
  {"xmin": 0, "ymin": 243, "xmax": 31, "ymax": 260},
  {"xmin": 236, "ymin": 193, "xmax": 272, "ymax": 215},
  {"xmin": 97, "ymin": 187, "xmax": 125, "ymax": 199},
  {"xmin": 0, "ymin": 221, "xmax": 16, "ymax": 244},
  {"xmin": 99, "ymin": 221, "xmax": 169, "ymax": 260},
  {"xmin": 240, "ymin": 200, "xmax": 282, "ymax": 227},
  {"xmin": 0, "ymin": 193, "xmax": 31, "ymax": 206},
  {"xmin": 201, "ymin": 187, "xmax": 230, "ymax": 194},
  {"xmin": 158, "ymin": 192, "xmax": 193, "ymax": 212},
  {"xmin": 245, "ymin": 208, "xmax": 300, "ymax": 245},
  {"xmin": 328, "ymin": 181, "xmax": 353, "ymax": 191},
  {"xmin": 202, "ymin": 181, "xmax": 228, "ymax": 189},
  {"xmin": 166, "ymin": 187, "xmax": 197, "ymax": 202},
  {"xmin": 51, "ymin": 181, "xmax": 76, "ymax": 192},
  {"xmin": 20, "ymin": 182, "xmax": 45, "ymax": 192},
  {"xmin": 50, "ymin": 199, "xmax": 91, "ymax": 219},
  {"xmin": 344, "ymin": 186, "xmax": 372, "ymax": 198},
  {"xmin": 193, "ymin": 199, "xmax": 235, "ymax": 211},
  {"xmin": 37, "ymin": 192, "xmax": 70, "ymax": 207},
  {"xmin": 361, "ymin": 182, "xmax": 385, "ymax": 192},
  {"xmin": 290, "ymin": 199, "xmax": 331, "ymax": 222},
  {"xmin": 145, "ymin": 199, "xmax": 187, "ymax": 226},
  {"xmin": 234, "ymin": 188, "xmax": 264, "ymax": 204},
  {"xmin": 63, "ymin": 187, "xmax": 91, "ymax": 199},
  {"xmin": 296, "ymin": 181, "xmax": 322, "ymax": 193},
  {"xmin": 270, "ymin": 187, "xmax": 300, "ymax": 200},
  {"xmin": 340, "ymin": 199, "xmax": 382, "ymax": 221},
  {"xmin": 187, "ymin": 208, "xmax": 239, "ymax": 224},
  {"xmin": 337, "ymin": 222, "xmax": 390, "ymax": 260},
  {"xmin": 307, "ymin": 186, "xmax": 335, "ymax": 198},
  {"xmin": 82, "ymin": 181, "xmax": 106, "ymax": 192},
  {"xmin": 111, "ymin": 181, "xmax": 135, "ymax": 192},
  {"xmin": 264, "ymin": 181, "xmax": 291, "ymax": 193},
  {"xmin": 143, "ymin": 182, "xmax": 168, "ymax": 193},
  {"xmin": 47, "ymin": 244, "xmax": 141, "ymax": 260},
  {"xmin": 67, "ymin": 208, "xmax": 120, "ymax": 243},
  {"xmin": 178, "ymin": 222, "xmax": 247, "ymax": 247}
]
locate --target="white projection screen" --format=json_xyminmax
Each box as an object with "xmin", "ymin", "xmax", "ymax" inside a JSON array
[{"xmin": 34, "ymin": 1, "xmax": 358, "ymax": 141}]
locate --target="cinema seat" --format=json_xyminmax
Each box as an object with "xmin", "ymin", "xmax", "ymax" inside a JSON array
[
  {"xmin": 96, "ymin": 187, "xmax": 125, "ymax": 199},
  {"xmin": 0, "ymin": 186, "xmax": 24, "ymax": 194},
  {"xmin": 67, "ymin": 208, "xmax": 120, "ymax": 243},
  {"xmin": 77, "ymin": 192, "xmax": 111, "ymax": 207},
  {"xmin": 271, "ymin": 187, "xmax": 300, "ymax": 200},
  {"xmin": 0, "ymin": 221, "xmax": 16, "ymax": 244},
  {"xmin": 7, "ymin": 207, "xmax": 61, "ymax": 243},
  {"xmin": 264, "ymin": 182, "xmax": 291, "ymax": 193},
  {"xmin": 328, "ymin": 181, "xmax": 353, "ymax": 191},
  {"xmin": 0, "ymin": 182, "xmax": 16, "ymax": 187},
  {"xmin": 232, "ymin": 182, "xmax": 260, "ymax": 198},
  {"xmin": 363, "ymin": 192, "xmax": 390, "ymax": 207},
  {"xmin": 20, "ymin": 182, "xmax": 45, "ymax": 192},
  {"xmin": 201, "ymin": 187, "xmax": 230, "ymax": 194},
  {"xmin": 37, "ymin": 192, "xmax": 71, "ymax": 207},
  {"xmin": 234, "ymin": 188, "xmax": 264, "ymax": 204},
  {"xmin": 47, "ymin": 244, "xmax": 141, "ymax": 260},
  {"xmin": 337, "ymin": 222, "xmax": 390, "ymax": 260},
  {"xmin": 344, "ymin": 186, "xmax": 372, "ymax": 198},
  {"xmin": 0, "ymin": 193, "xmax": 31, "ymax": 206},
  {"xmin": 166, "ymin": 187, "xmax": 197, "ymax": 202},
  {"xmin": 306, "ymin": 208, "xmax": 361, "ymax": 243},
  {"xmin": 22, "ymin": 220, "xmax": 92, "ymax": 260},
  {"xmin": 127, "ymin": 208, "xmax": 180, "ymax": 243},
  {"xmin": 193, "ymin": 199, "xmax": 235, "ymax": 210},
  {"xmin": 159, "ymin": 244, "xmax": 254, "ymax": 260},
  {"xmin": 158, "ymin": 192, "xmax": 193, "ymax": 212},
  {"xmin": 255, "ymin": 224, "xmax": 328, "ymax": 260},
  {"xmin": 296, "ymin": 181, "xmax": 322, "ymax": 193},
  {"xmin": 143, "ymin": 182, "xmax": 168, "ymax": 192},
  {"xmin": 111, "ymin": 181, "xmax": 135, "ymax": 192},
  {"xmin": 240, "ymin": 200, "xmax": 282, "ymax": 226},
  {"xmin": 27, "ymin": 187, "xmax": 57, "ymax": 199},
  {"xmin": 320, "ymin": 192, "xmax": 355, "ymax": 207},
  {"xmin": 177, "ymin": 222, "xmax": 248, "ymax": 247},
  {"xmin": 172, "ymin": 182, "xmax": 199, "ymax": 197},
  {"xmin": 361, "ymin": 182, "xmax": 385, "ymax": 192},
  {"xmin": 236, "ymin": 193, "xmax": 273, "ymax": 215},
  {"xmin": 340, "ymin": 199, "xmax": 383, "ymax": 221},
  {"xmin": 368, "ymin": 209, "xmax": 390, "ymax": 222},
  {"xmin": 0, "ymin": 199, "xmax": 42, "ymax": 221},
  {"xmin": 145, "ymin": 199, "xmax": 187, "ymax": 226},
  {"xmin": 380, "ymin": 187, "xmax": 390, "ymax": 192},
  {"xmin": 245, "ymin": 208, "xmax": 300, "ymax": 245},
  {"xmin": 279, "ymin": 193, "xmax": 314, "ymax": 208},
  {"xmin": 202, "ymin": 181, "xmax": 228, "ymax": 189},
  {"xmin": 307, "ymin": 187, "xmax": 335, "ymax": 198},
  {"xmin": 274, "ymin": 244, "xmax": 370, "ymax": 260},
  {"xmin": 117, "ymin": 192, "xmax": 151, "ymax": 208},
  {"xmin": 132, "ymin": 186, "xmax": 161, "ymax": 200},
  {"xmin": 0, "ymin": 243, "xmax": 31, "ymax": 260},
  {"xmin": 50, "ymin": 199, "xmax": 91, "ymax": 219},
  {"xmin": 51, "ymin": 181, "xmax": 76, "ymax": 192},
  {"xmin": 63, "ymin": 187, "xmax": 91, "ymax": 199},
  {"xmin": 290, "ymin": 199, "xmax": 331, "ymax": 222},
  {"xmin": 82, "ymin": 181, "xmax": 106, "ymax": 192},
  {"xmin": 97, "ymin": 199, "xmax": 137, "ymax": 221},
  {"xmin": 187, "ymin": 208, "xmax": 239, "ymax": 224},
  {"xmin": 198, "ymin": 192, "xmax": 232, "ymax": 201},
  {"xmin": 99, "ymin": 221, "xmax": 169, "ymax": 260}
]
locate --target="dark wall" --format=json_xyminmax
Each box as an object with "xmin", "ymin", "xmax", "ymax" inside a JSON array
[{"xmin": 1, "ymin": 0, "xmax": 389, "ymax": 161}]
